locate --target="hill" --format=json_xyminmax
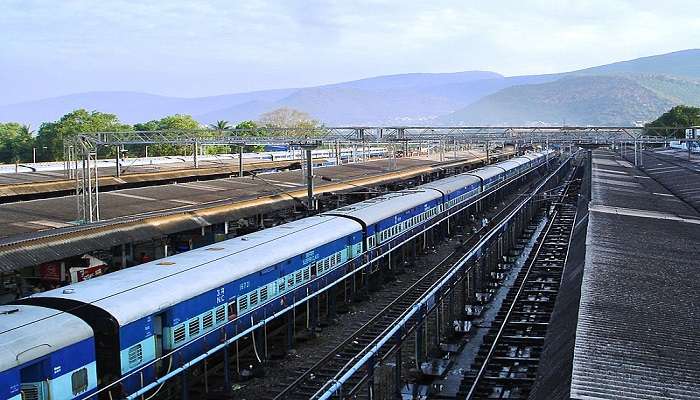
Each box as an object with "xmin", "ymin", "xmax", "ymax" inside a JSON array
[
  {"xmin": 441, "ymin": 75, "xmax": 678, "ymax": 125},
  {"xmin": 0, "ymin": 71, "xmax": 504, "ymax": 126},
  {"xmin": 571, "ymin": 49, "xmax": 700, "ymax": 79},
  {"xmin": 441, "ymin": 49, "xmax": 700, "ymax": 125},
  {"xmin": 2, "ymin": 49, "xmax": 700, "ymax": 126}
]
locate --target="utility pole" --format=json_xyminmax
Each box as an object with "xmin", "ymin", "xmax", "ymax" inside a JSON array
[
  {"xmin": 485, "ymin": 141, "xmax": 490, "ymax": 164},
  {"xmin": 239, "ymin": 145, "xmax": 244, "ymax": 177},
  {"xmin": 193, "ymin": 138, "xmax": 199, "ymax": 169},
  {"xmin": 115, "ymin": 145, "xmax": 121, "ymax": 178},
  {"xmin": 335, "ymin": 139, "xmax": 341, "ymax": 166},
  {"xmin": 303, "ymin": 145, "xmax": 317, "ymax": 211}
]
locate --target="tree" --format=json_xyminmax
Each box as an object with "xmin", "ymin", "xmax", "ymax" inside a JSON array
[
  {"xmin": 133, "ymin": 114, "xmax": 202, "ymax": 156},
  {"xmin": 0, "ymin": 122, "xmax": 35, "ymax": 163},
  {"xmin": 233, "ymin": 120, "xmax": 266, "ymax": 152},
  {"xmin": 646, "ymin": 105, "xmax": 700, "ymax": 138},
  {"xmin": 258, "ymin": 107, "xmax": 321, "ymax": 135},
  {"xmin": 36, "ymin": 109, "xmax": 131, "ymax": 161},
  {"xmin": 235, "ymin": 120, "xmax": 258, "ymax": 131},
  {"xmin": 211, "ymin": 120, "xmax": 230, "ymax": 131},
  {"xmin": 133, "ymin": 120, "xmax": 160, "ymax": 131}
]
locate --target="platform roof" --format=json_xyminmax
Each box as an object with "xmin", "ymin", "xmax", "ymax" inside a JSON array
[{"xmin": 571, "ymin": 149, "xmax": 700, "ymax": 399}]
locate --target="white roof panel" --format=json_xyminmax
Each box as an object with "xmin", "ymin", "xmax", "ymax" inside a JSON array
[
  {"xmin": 465, "ymin": 166, "xmax": 504, "ymax": 181},
  {"xmin": 32, "ymin": 215, "xmax": 361, "ymax": 325},
  {"xmin": 0, "ymin": 305, "xmax": 93, "ymax": 372},
  {"xmin": 421, "ymin": 174, "xmax": 481, "ymax": 196},
  {"xmin": 325, "ymin": 189, "xmax": 442, "ymax": 225}
]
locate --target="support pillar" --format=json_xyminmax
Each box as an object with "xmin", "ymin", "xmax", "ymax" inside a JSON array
[
  {"xmin": 335, "ymin": 139, "xmax": 341, "ymax": 166},
  {"xmin": 395, "ymin": 345, "xmax": 402, "ymax": 398},
  {"xmin": 485, "ymin": 141, "xmax": 490, "ymax": 165},
  {"xmin": 121, "ymin": 244, "xmax": 127, "ymax": 269},
  {"xmin": 239, "ymin": 145, "xmax": 244, "ymax": 177},
  {"xmin": 115, "ymin": 145, "xmax": 121, "ymax": 177},
  {"xmin": 193, "ymin": 139, "xmax": 199, "ymax": 169},
  {"xmin": 223, "ymin": 343, "xmax": 231, "ymax": 393},
  {"xmin": 287, "ymin": 309, "xmax": 295, "ymax": 351},
  {"xmin": 305, "ymin": 148, "xmax": 315, "ymax": 211}
]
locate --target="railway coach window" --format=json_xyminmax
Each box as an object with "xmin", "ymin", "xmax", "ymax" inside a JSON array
[
  {"xmin": 128, "ymin": 344, "xmax": 143, "ymax": 368},
  {"xmin": 216, "ymin": 305, "xmax": 226, "ymax": 323},
  {"xmin": 203, "ymin": 312, "xmax": 214, "ymax": 330},
  {"xmin": 277, "ymin": 278, "xmax": 286, "ymax": 292},
  {"xmin": 174, "ymin": 324, "xmax": 186, "ymax": 344},
  {"xmin": 238, "ymin": 296, "xmax": 248, "ymax": 312},
  {"xmin": 71, "ymin": 368, "xmax": 88, "ymax": 395},
  {"xmin": 189, "ymin": 319, "xmax": 201, "ymax": 337}
]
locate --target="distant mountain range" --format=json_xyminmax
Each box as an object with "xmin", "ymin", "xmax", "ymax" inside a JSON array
[{"xmin": 2, "ymin": 49, "xmax": 700, "ymax": 127}]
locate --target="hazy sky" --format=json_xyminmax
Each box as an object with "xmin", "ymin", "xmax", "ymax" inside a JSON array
[{"xmin": 2, "ymin": 0, "xmax": 700, "ymax": 104}]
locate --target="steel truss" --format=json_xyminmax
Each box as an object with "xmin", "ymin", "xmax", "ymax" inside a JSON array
[
  {"xmin": 66, "ymin": 126, "xmax": 695, "ymax": 147},
  {"xmin": 64, "ymin": 126, "xmax": 696, "ymax": 224},
  {"xmin": 73, "ymin": 137, "xmax": 100, "ymax": 223}
]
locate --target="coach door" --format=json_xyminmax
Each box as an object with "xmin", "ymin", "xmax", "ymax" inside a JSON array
[
  {"xmin": 19, "ymin": 359, "xmax": 49, "ymax": 400},
  {"xmin": 153, "ymin": 312, "xmax": 166, "ymax": 376}
]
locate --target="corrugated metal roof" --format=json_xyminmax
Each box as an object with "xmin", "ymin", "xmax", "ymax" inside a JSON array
[
  {"xmin": 0, "ymin": 154, "xmax": 498, "ymax": 272},
  {"xmin": 571, "ymin": 150, "xmax": 700, "ymax": 399}
]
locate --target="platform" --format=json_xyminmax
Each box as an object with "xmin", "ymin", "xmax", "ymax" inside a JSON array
[
  {"xmin": 0, "ymin": 154, "xmax": 486, "ymax": 239},
  {"xmin": 0, "ymin": 157, "xmax": 325, "ymax": 199},
  {"xmin": 0, "ymin": 152, "xmax": 500, "ymax": 272},
  {"xmin": 570, "ymin": 149, "xmax": 700, "ymax": 399}
]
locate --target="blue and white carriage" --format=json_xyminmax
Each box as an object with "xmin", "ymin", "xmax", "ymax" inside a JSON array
[
  {"xmin": 0, "ymin": 305, "xmax": 97, "ymax": 400},
  {"xmin": 0, "ymin": 151, "xmax": 553, "ymax": 400}
]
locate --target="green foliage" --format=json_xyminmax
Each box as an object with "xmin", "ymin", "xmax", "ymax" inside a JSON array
[
  {"xmin": 0, "ymin": 123, "xmax": 35, "ymax": 163},
  {"xmin": 36, "ymin": 109, "xmax": 131, "ymax": 161},
  {"xmin": 645, "ymin": 105, "xmax": 700, "ymax": 138},
  {"xmin": 133, "ymin": 114, "xmax": 201, "ymax": 156},
  {"xmin": 235, "ymin": 120, "xmax": 258, "ymax": 131},
  {"xmin": 157, "ymin": 114, "xmax": 200, "ymax": 130},
  {"xmin": 133, "ymin": 120, "xmax": 160, "ymax": 131},
  {"xmin": 210, "ymin": 120, "xmax": 230, "ymax": 131},
  {"xmin": 232, "ymin": 120, "xmax": 265, "ymax": 152}
]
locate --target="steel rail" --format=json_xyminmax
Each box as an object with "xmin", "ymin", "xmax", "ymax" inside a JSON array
[
  {"xmin": 313, "ymin": 154, "xmax": 575, "ymax": 400},
  {"xmin": 464, "ymin": 167, "xmax": 579, "ymax": 399},
  {"xmin": 101, "ymin": 155, "xmax": 544, "ymax": 400},
  {"xmin": 273, "ymin": 161, "xmax": 547, "ymax": 399}
]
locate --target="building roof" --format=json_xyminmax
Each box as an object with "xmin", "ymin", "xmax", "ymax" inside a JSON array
[{"xmin": 571, "ymin": 149, "xmax": 700, "ymax": 399}]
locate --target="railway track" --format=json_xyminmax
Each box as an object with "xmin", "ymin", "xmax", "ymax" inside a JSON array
[
  {"xmin": 459, "ymin": 167, "xmax": 581, "ymax": 399},
  {"xmin": 168, "ymin": 162, "xmax": 556, "ymax": 400},
  {"xmin": 261, "ymin": 175, "xmax": 553, "ymax": 400}
]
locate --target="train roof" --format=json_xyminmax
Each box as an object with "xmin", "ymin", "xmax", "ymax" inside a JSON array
[
  {"xmin": 517, "ymin": 153, "xmax": 539, "ymax": 161},
  {"xmin": 324, "ymin": 188, "xmax": 442, "ymax": 225},
  {"xmin": 31, "ymin": 215, "xmax": 361, "ymax": 326},
  {"xmin": 465, "ymin": 165, "xmax": 505, "ymax": 180},
  {"xmin": 0, "ymin": 305, "xmax": 93, "ymax": 372},
  {"xmin": 494, "ymin": 159, "xmax": 523, "ymax": 171},
  {"xmin": 419, "ymin": 174, "xmax": 481, "ymax": 196},
  {"xmin": 509, "ymin": 156, "xmax": 534, "ymax": 165}
]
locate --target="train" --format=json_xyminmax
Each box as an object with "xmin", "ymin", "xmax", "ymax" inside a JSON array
[{"xmin": 0, "ymin": 150, "xmax": 554, "ymax": 400}]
